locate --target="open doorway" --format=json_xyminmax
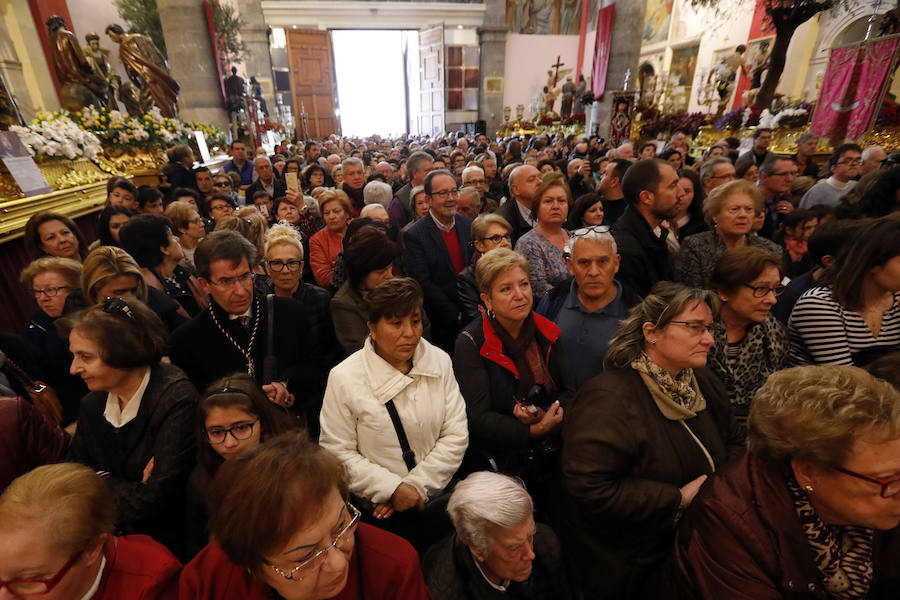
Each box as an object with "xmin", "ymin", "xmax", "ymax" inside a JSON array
[{"xmin": 331, "ymin": 30, "xmax": 420, "ymax": 137}]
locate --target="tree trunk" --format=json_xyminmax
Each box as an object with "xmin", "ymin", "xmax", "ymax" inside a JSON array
[{"xmin": 753, "ymin": 24, "xmax": 794, "ymax": 109}]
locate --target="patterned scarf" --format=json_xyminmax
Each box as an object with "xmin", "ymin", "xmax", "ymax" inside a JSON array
[
  {"xmin": 630, "ymin": 352, "xmax": 698, "ymax": 411},
  {"xmin": 786, "ymin": 474, "xmax": 875, "ymax": 599}
]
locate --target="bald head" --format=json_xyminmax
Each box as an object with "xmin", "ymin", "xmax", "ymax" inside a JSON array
[
  {"xmin": 510, "ymin": 165, "xmax": 542, "ymax": 205},
  {"xmin": 254, "ymin": 155, "xmax": 274, "ymax": 183}
]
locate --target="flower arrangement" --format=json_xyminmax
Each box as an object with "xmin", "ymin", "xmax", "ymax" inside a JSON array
[
  {"xmin": 261, "ymin": 117, "xmax": 284, "ymax": 133},
  {"xmin": 714, "ymin": 107, "xmax": 745, "ymax": 130},
  {"xmin": 11, "ymin": 111, "xmax": 102, "ymax": 160},
  {"xmin": 757, "ymin": 107, "xmax": 810, "ymax": 130},
  {"xmin": 183, "ymin": 119, "xmax": 227, "ymax": 148},
  {"xmin": 641, "ymin": 111, "xmax": 709, "ymax": 138},
  {"xmin": 71, "ymin": 106, "xmax": 227, "ymax": 151}
]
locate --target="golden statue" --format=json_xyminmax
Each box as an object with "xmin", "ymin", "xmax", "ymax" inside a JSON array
[
  {"xmin": 105, "ymin": 24, "xmax": 179, "ymax": 118},
  {"xmin": 46, "ymin": 15, "xmax": 108, "ymax": 111},
  {"xmin": 83, "ymin": 32, "xmax": 119, "ymax": 111}
]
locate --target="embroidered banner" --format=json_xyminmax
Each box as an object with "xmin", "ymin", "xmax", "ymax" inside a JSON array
[{"xmin": 591, "ymin": 4, "xmax": 615, "ymax": 99}]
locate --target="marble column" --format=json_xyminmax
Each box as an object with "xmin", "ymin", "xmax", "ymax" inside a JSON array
[
  {"xmin": 590, "ymin": 0, "xmax": 646, "ymax": 141},
  {"xmin": 478, "ymin": 0, "xmax": 506, "ymax": 136},
  {"xmin": 157, "ymin": 0, "xmax": 228, "ymax": 128},
  {"xmin": 236, "ymin": 0, "xmax": 275, "ymax": 114}
]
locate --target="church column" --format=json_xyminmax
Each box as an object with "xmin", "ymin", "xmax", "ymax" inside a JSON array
[
  {"xmin": 478, "ymin": 0, "xmax": 506, "ymax": 136},
  {"xmin": 235, "ymin": 0, "xmax": 275, "ymax": 114},
  {"xmin": 157, "ymin": 0, "xmax": 228, "ymax": 128},
  {"xmin": 590, "ymin": 0, "xmax": 646, "ymax": 140}
]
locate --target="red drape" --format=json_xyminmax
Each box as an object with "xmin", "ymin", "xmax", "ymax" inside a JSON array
[{"xmin": 591, "ymin": 4, "xmax": 615, "ymax": 99}]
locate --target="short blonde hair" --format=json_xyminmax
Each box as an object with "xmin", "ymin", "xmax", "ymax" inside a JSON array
[
  {"xmin": 317, "ymin": 189, "xmax": 352, "ymax": 217},
  {"xmin": 265, "ymin": 222, "xmax": 304, "ymax": 260},
  {"xmin": 748, "ymin": 366, "xmax": 900, "ymax": 469},
  {"xmin": 475, "ymin": 247, "xmax": 530, "ymax": 295},
  {"xmin": 164, "ymin": 200, "xmax": 197, "ymax": 233},
  {"xmin": 20, "ymin": 256, "xmax": 82, "ymax": 291},
  {"xmin": 702, "ymin": 178, "xmax": 764, "ymax": 226},
  {"xmin": 471, "ymin": 213, "xmax": 511, "ymax": 241},
  {"xmin": 81, "ymin": 246, "xmax": 148, "ymax": 304},
  {"xmin": 216, "ymin": 208, "xmax": 269, "ymax": 259},
  {"xmin": 0, "ymin": 463, "xmax": 115, "ymax": 555}
]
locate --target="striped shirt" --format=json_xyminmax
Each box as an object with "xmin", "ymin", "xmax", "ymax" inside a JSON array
[{"xmin": 788, "ymin": 286, "xmax": 900, "ymax": 366}]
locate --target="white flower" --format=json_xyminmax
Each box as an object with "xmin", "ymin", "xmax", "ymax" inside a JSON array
[{"xmin": 757, "ymin": 109, "xmax": 775, "ymax": 129}]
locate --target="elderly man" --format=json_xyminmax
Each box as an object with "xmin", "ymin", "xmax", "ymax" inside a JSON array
[
  {"xmin": 324, "ymin": 153, "xmax": 342, "ymax": 185},
  {"xmin": 496, "ymin": 164, "xmax": 542, "ymax": 246},
  {"xmin": 616, "ymin": 141, "xmax": 634, "ymax": 160},
  {"xmin": 363, "ymin": 179, "xmax": 392, "ymax": 209},
  {"xmin": 462, "ymin": 165, "xmax": 495, "ymax": 213},
  {"xmin": 423, "ymin": 471, "xmax": 571, "ymax": 599},
  {"xmin": 456, "ymin": 186, "xmax": 481, "ymax": 220},
  {"xmin": 758, "ymin": 154, "xmax": 797, "ymax": 238},
  {"xmin": 341, "ymin": 157, "xmax": 367, "ymax": 216},
  {"xmin": 360, "ymin": 203, "xmax": 391, "ymax": 226},
  {"xmin": 375, "ymin": 161, "xmax": 395, "ymax": 185},
  {"xmin": 245, "ymin": 155, "xmax": 286, "ymax": 200},
  {"xmin": 860, "ymin": 145, "xmax": 887, "ymax": 176},
  {"xmin": 537, "ymin": 228, "xmax": 641, "ymax": 387},
  {"xmin": 391, "ymin": 151, "xmax": 434, "ymax": 227},
  {"xmin": 799, "ymin": 143, "xmax": 861, "ymax": 209},
  {"xmin": 700, "ymin": 156, "xmax": 736, "ymax": 195},
  {"xmin": 735, "ymin": 127, "xmax": 773, "ymax": 171}
]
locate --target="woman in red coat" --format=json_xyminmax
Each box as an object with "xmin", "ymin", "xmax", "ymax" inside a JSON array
[
  {"xmin": 0, "ymin": 462, "xmax": 180, "ymax": 599},
  {"xmin": 180, "ymin": 431, "xmax": 432, "ymax": 600}
]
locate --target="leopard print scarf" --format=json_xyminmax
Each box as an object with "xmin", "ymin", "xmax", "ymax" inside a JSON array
[
  {"xmin": 631, "ymin": 352, "xmax": 698, "ymax": 411},
  {"xmin": 786, "ymin": 475, "xmax": 875, "ymax": 599}
]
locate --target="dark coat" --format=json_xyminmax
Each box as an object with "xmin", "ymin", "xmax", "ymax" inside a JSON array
[
  {"xmin": 612, "ymin": 205, "xmax": 675, "ymax": 298},
  {"xmin": 456, "ymin": 263, "xmax": 480, "ymax": 328},
  {"xmin": 422, "ymin": 524, "xmax": 572, "ymax": 600},
  {"xmin": 66, "ymin": 362, "xmax": 197, "ymax": 553},
  {"xmin": 494, "ymin": 198, "xmax": 533, "ymax": 247},
  {"xmin": 166, "ymin": 163, "xmax": 196, "ymax": 191},
  {"xmin": 0, "ymin": 396, "xmax": 70, "ymax": 491},
  {"xmin": 555, "ymin": 366, "xmax": 741, "ymax": 599},
  {"xmin": 264, "ymin": 279, "xmax": 342, "ymax": 368},
  {"xmin": 668, "ymin": 452, "xmax": 900, "ymax": 600},
  {"xmin": 403, "ymin": 213, "xmax": 473, "ymax": 352},
  {"xmin": 245, "ymin": 176, "xmax": 286, "ymax": 201},
  {"xmin": 169, "ymin": 293, "xmax": 326, "ymax": 430},
  {"xmin": 452, "ymin": 313, "xmax": 576, "ymax": 476}
]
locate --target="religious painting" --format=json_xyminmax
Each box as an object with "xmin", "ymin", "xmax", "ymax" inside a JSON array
[
  {"xmin": 670, "ymin": 44, "xmax": 700, "ymax": 88},
  {"xmin": 608, "ymin": 91, "xmax": 637, "ymax": 147},
  {"xmin": 506, "ymin": 0, "xmax": 583, "ymax": 35},
  {"xmin": 643, "ymin": 0, "xmax": 674, "ymax": 45},
  {"xmin": 484, "ymin": 77, "xmax": 504, "ymax": 95}
]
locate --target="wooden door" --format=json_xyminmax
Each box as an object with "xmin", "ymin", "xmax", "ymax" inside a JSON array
[
  {"xmin": 419, "ymin": 24, "xmax": 445, "ymax": 137},
  {"xmin": 286, "ymin": 29, "xmax": 339, "ymax": 139}
]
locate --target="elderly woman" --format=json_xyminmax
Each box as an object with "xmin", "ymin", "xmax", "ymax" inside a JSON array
[
  {"xmin": 310, "ymin": 189, "xmax": 352, "ymax": 288},
  {"xmin": 453, "ymin": 249, "xmax": 575, "ymax": 504},
  {"xmin": 302, "ymin": 163, "xmax": 327, "ymax": 194},
  {"xmin": 320, "ymin": 278, "xmax": 468, "ymax": 550},
  {"xmin": 423, "ymin": 471, "xmax": 571, "ymax": 598},
  {"xmin": 676, "ymin": 179, "xmax": 783, "ymax": 288},
  {"xmin": 457, "ymin": 214, "xmax": 513, "ymax": 326},
  {"xmin": 0, "ymin": 463, "xmax": 181, "ymax": 599},
  {"xmin": 557, "ymin": 282, "xmax": 741, "ymax": 599},
  {"xmin": 331, "ymin": 224, "xmax": 401, "ymax": 354},
  {"xmin": 180, "ymin": 431, "xmax": 431, "ymax": 599},
  {"xmin": 59, "ymin": 297, "xmax": 197, "ymax": 553},
  {"xmin": 331, "ymin": 163, "xmax": 344, "ymax": 186},
  {"xmin": 119, "ymin": 214, "xmax": 207, "ymax": 318},
  {"xmin": 514, "ymin": 175, "xmax": 572, "ymax": 300},
  {"xmin": 165, "ymin": 200, "xmax": 205, "ymax": 267},
  {"xmin": 708, "ymin": 247, "xmax": 789, "ymax": 441},
  {"xmin": 20, "ymin": 257, "xmax": 85, "ymax": 426},
  {"xmin": 790, "ymin": 217, "xmax": 900, "ymax": 367},
  {"xmin": 24, "ymin": 211, "xmax": 88, "ymax": 262},
  {"xmin": 670, "ymin": 366, "xmax": 900, "ymax": 598},
  {"xmin": 97, "ymin": 204, "xmax": 134, "ymax": 248}
]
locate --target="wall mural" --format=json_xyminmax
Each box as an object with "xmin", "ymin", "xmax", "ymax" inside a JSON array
[
  {"xmin": 643, "ymin": 0, "xmax": 674, "ymax": 45},
  {"xmin": 506, "ymin": 0, "xmax": 600, "ymax": 35}
]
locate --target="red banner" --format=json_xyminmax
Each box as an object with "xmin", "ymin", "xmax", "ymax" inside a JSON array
[{"xmin": 591, "ymin": 4, "xmax": 615, "ymax": 99}]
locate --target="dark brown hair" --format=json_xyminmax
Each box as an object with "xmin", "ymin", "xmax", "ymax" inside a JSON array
[
  {"xmin": 194, "ymin": 229, "xmax": 257, "ymax": 280},
  {"xmin": 23, "ymin": 211, "xmax": 88, "ymax": 261},
  {"xmin": 710, "ymin": 247, "xmax": 783, "ymax": 294},
  {"xmin": 824, "ymin": 217, "xmax": 900, "ymax": 309},
  {"xmin": 365, "ymin": 277, "xmax": 423, "ymax": 323},
  {"xmin": 207, "ymin": 431, "xmax": 348, "ymax": 573}
]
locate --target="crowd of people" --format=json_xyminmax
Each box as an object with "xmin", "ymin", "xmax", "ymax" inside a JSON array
[{"xmin": 3, "ymin": 126, "xmax": 900, "ymax": 600}]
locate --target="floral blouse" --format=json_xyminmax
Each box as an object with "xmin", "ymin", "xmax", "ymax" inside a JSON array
[{"xmin": 515, "ymin": 228, "xmax": 569, "ymax": 301}]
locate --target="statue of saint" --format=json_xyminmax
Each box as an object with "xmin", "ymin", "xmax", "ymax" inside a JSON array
[
  {"xmin": 46, "ymin": 15, "xmax": 107, "ymax": 111},
  {"xmin": 711, "ymin": 44, "xmax": 747, "ymax": 116},
  {"xmin": 573, "ymin": 74, "xmax": 587, "ymax": 116},
  {"xmin": 105, "ymin": 24, "xmax": 179, "ymax": 118},
  {"xmin": 560, "ymin": 75, "xmax": 576, "ymax": 118},
  {"xmin": 542, "ymin": 86, "xmax": 557, "ymax": 115},
  {"xmin": 83, "ymin": 33, "xmax": 121, "ymax": 111}
]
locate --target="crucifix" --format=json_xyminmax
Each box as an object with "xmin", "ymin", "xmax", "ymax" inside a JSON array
[{"xmin": 551, "ymin": 56, "xmax": 565, "ymax": 87}]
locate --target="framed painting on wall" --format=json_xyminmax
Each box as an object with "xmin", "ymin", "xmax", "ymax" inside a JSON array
[
  {"xmin": 643, "ymin": 0, "xmax": 673, "ymax": 45},
  {"xmin": 670, "ymin": 43, "xmax": 700, "ymax": 88}
]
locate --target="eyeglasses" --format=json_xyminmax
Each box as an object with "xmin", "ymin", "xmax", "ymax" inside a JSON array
[
  {"xmin": 709, "ymin": 173, "xmax": 736, "ymax": 181},
  {"xmin": 571, "ymin": 225, "xmax": 611, "ymax": 238},
  {"xmin": 266, "ymin": 259, "xmax": 302, "ymax": 272},
  {"xmin": 430, "ymin": 188, "xmax": 460, "ymax": 200},
  {"xmin": 832, "ymin": 466, "xmax": 900, "ymax": 498},
  {"xmin": 772, "ymin": 170, "xmax": 799, "ymax": 178},
  {"xmin": 741, "ymin": 283, "xmax": 786, "ymax": 297},
  {"xmin": 31, "ymin": 285, "xmax": 70, "ymax": 298},
  {"xmin": 0, "ymin": 549, "xmax": 83, "ymax": 595},
  {"xmin": 479, "ymin": 233, "xmax": 511, "ymax": 244},
  {"xmin": 837, "ymin": 158, "xmax": 862, "ymax": 166},
  {"xmin": 267, "ymin": 503, "xmax": 361, "ymax": 581},
  {"xmin": 208, "ymin": 271, "xmax": 253, "ymax": 289},
  {"xmin": 189, "ymin": 217, "xmax": 204, "ymax": 225},
  {"xmin": 465, "ymin": 178, "xmax": 486, "ymax": 185},
  {"xmin": 101, "ymin": 296, "xmax": 137, "ymax": 322},
  {"xmin": 210, "ymin": 203, "xmax": 232, "ymax": 212},
  {"xmin": 213, "ymin": 181, "xmax": 232, "ymax": 188},
  {"xmin": 669, "ymin": 320, "xmax": 714, "ymax": 336},
  {"xmin": 204, "ymin": 418, "xmax": 259, "ymax": 444}
]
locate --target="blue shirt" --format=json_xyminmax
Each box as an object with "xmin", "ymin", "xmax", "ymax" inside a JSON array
[
  {"xmin": 222, "ymin": 159, "xmax": 254, "ymax": 186},
  {"xmin": 554, "ymin": 279, "xmax": 629, "ymax": 388}
]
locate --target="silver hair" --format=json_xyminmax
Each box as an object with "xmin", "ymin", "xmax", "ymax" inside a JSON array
[
  {"xmin": 342, "ymin": 156, "xmax": 364, "ymax": 171},
  {"xmin": 447, "ymin": 472, "xmax": 533, "ymax": 556},
  {"xmin": 700, "ymin": 157, "xmax": 733, "ymax": 183},
  {"xmin": 363, "ymin": 180, "xmax": 392, "ymax": 208},
  {"xmin": 566, "ymin": 229, "xmax": 617, "ymax": 255},
  {"xmin": 360, "ymin": 203, "xmax": 388, "ymax": 219},
  {"xmin": 462, "ymin": 165, "xmax": 484, "ymax": 183},
  {"xmin": 862, "ymin": 146, "xmax": 884, "ymax": 161}
]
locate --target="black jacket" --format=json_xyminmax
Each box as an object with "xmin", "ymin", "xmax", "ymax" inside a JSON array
[
  {"xmin": 456, "ymin": 263, "xmax": 480, "ymax": 328},
  {"xmin": 245, "ymin": 176, "xmax": 286, "ymax": 201},
  {"xmin": 494, "ymin": 198, "xmax": 533, "ymax": 247},
  {"xmin": 612, "ymin": 205, "xmax": 675, "ymax": 297}
]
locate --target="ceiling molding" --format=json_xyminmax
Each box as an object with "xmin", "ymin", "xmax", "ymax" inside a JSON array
[{"xmin": 261, "ymin": 1, "xmax": 487, "ymax": 30}]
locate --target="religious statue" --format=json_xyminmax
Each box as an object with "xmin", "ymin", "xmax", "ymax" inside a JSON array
[
  {"xmin": 745, "ymin": 40, "xmax": 772, "ymax": 106},
  {"xmin": 573, "ymin": 74, "xmax": 587, "ymax": 116},
  {"xmin": 710, "ymin": 44, "xmax": 747, "ymax": 117},
  {"xmin": 83, "ymin": 33, "xmax": 120, "ymax": 111},
  {"xmin": 105, "ymin": 23, "xmax": 179, "ymax": 118},
  {"xmin": 560, "ymin": 75, "xmax": 576, "ymax": 118},
  {"xmin": 46, "ymin": 15, "xmax": 108, "ymax": 111},
  {"xmin": 250, "ymin": 76, "xmax": 269, "ymax": 117},
  {"xmin": 224, "ymin": 66, "xmax": 246, "ymax": 115},
  {"xmin": 541, "ymin": 86, "xmax": 559, "ymax": 115}
]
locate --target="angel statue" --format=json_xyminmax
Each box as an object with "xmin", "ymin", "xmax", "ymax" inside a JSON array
[{"xmin": 105, "ymin": 24, "xmax": 179, "ymax": 118}]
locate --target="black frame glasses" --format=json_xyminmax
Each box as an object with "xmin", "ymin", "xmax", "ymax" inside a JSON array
[
  {"xmin": 204, "ymin": 419, "xmax": 259, "ymax": 445},
  {"xmin": 31, "ymin": 285, "xmax": 70, "ymax": 298},
  {"xmin": 741, "ymin": 283, "xmax": 786, "ymax": 298},
  {"xmin": 266, "ymin": 259, "xmax": 302, "ymax": 273},
  {"xmin": 478, "ymin": 233, "xmax": 511, "ymax": 245},
  {"xmin": 832, "ymin": 466, "xmax": 900, "ymax": 498}
]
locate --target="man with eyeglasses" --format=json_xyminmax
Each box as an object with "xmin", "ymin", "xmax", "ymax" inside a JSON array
[
  {"xmin": 170, "ymin": 230, "xmax": 327, "ymax": 433},
  {"xmin": 700, "ymin": 157, "xmax": 737, "ymax": 195},
  {"xmin": 402, "ymin": 169, "xmax": 473, "ymax": 352},
  {"xmin": 758, "ymin": 154, "xmax": 798, "ymax": 239},
  {"xmin": 799, "ymin": 143, "xmax": 862, "ymax": 210},
  {"xmin": 245, "ymin": 156, "xmax": 286, "ymax": 203}
]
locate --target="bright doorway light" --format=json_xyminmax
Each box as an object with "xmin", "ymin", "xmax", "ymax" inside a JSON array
[{"xmin": 332, "ymin": 30, "xmax": 411, "ymax": 137}]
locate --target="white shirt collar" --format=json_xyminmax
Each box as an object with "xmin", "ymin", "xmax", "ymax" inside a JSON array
[
  {"xmin": 515, "ymin": 199, "xmax": 535, "ymax": 226},
  {"xmin": 429, "ymin": 210, "xmax": 455, "ymax": 233},
  {"xmin": 78, "ymin": 555, "xmax": 106, "ymax": 600},
  {"xmin": 229, "ymin": 307, "xmax": 253, "ymax": 320},
  {"xmin": 470, "ymin": 550, "xmax": 510, "ymax": 592},
  {"xmin": 104, "ymin": 367, "xmax": 151, "ymax": 428}
]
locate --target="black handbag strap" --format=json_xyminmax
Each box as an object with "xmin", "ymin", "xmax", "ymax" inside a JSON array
[
  {"xmin": 385, "ymin": 399, "xmax": 417, "ymax": 471},
  {"xmin": 266, "ymin": 293, "xmax": 275, "ymax": 357}
]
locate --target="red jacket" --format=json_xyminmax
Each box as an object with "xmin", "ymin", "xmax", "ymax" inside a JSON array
[
  {"xmin": 179, "ymin": 523, "xmax": 432, "ymax": 600},
  {"xmin": 95, "ymin": 535, "xmax": 181, "ymax": 599}
]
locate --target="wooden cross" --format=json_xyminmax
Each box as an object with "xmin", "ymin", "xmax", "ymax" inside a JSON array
[{"xmin": 551, "ymin": 56, "xmax": 565, "ymax": 87}]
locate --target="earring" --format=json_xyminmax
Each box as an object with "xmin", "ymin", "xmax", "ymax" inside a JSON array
[
  {"xmin": 486, "ymin": 309, "xmax": 495, "ymax": 319},
  {"xmin": 803, "ymin": 485, "xmax": 814, "ymax": 494},
  {"xmin": 649, "ymin": 339, "xmax": 657, "ymax": 345}
]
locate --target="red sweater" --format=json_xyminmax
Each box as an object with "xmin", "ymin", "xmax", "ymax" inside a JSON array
[
  {"xmin": 179, "ymin": 523, "xmax": 432, "ymax": 600},
  {"xmin": 95, "ymin": 535, "xmax": 181, "ymax": 600},
  {"xmin": 439, "ymin": 228, "xmax": 465, "ymax": 274}
]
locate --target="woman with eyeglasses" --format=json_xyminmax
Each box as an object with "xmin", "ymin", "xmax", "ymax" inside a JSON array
[
  {"xmin": 555, "ymin": 282, "xmax": 741, "ymax": 600},
  {"xmin": 181, "ymin": 431, "xmax": 432, "ymax": 599},
  {"xmin": 0, "ymin": 462, "xmax": 181, "ymax": 600},
  {"xmin": 185, "ymin": 374, "xmax": 299, "ymax": 559},
  {"xmin": 670, "ymin": 366, "xmax": 900, "ymax": 599},
  {"xmin": 164, "ymin": 200, "xmax": 206, "ymax": 267},
  {"xmin": 676, "ymin": 179, "xmax": 783, "ymax": 289},
  {"xmin": 789, "ymin": 217, "xmax": 900, "ymax": 367},
  {"xmin": 707, "ymin": 247, "xmax": 789, "ymax": 442},
  {"xmin": 59, "ymin": 297, "xmax": 198, "ymax": 554},
  {"xmin": 514, "ymin": 174, "xmax": 572, "ymax": 301},
  {"xmin": 457, "ymin": 213, "xmax": 513, "ymax": 326}
]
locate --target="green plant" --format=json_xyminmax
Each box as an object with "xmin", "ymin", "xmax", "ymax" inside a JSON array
[
  {"xmin": 114, "ymin": 0, "xmax": 167, "ymax": 59},
  {"xmin": 210, "ymin": 1, "xmax": 248, "ymax": 64}
]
